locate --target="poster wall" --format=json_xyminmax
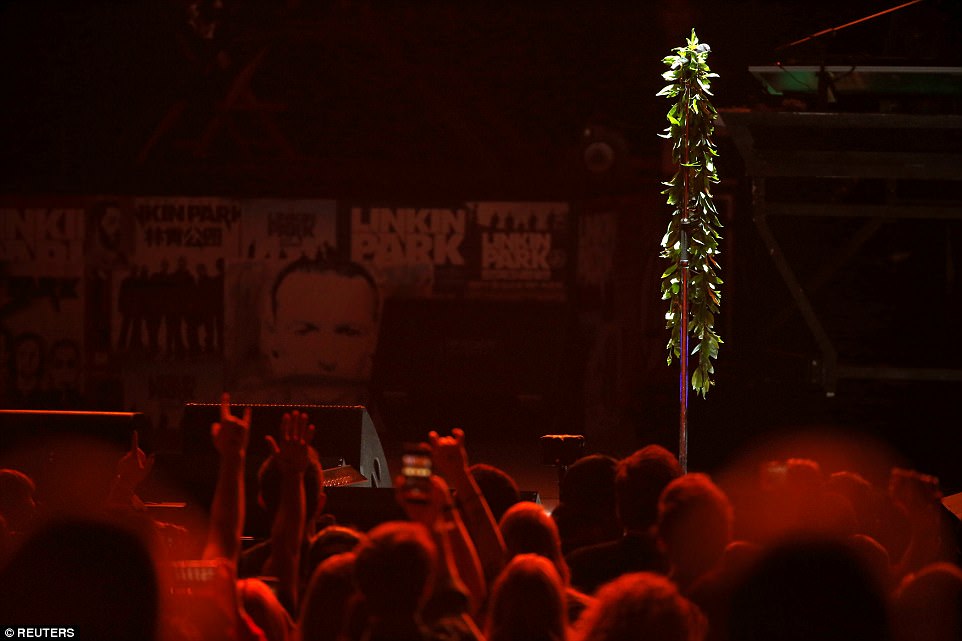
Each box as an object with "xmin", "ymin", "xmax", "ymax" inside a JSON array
[
  {"xmin": 575, "ymin": 209, "xmax": 621, "ymax": 445},
  {"xmin": 349, "ymin": 204, "xmax": 467, "ymax": 298},
  {"xmin": 0, "ymin": 200, "xmax": 87, "ymax": 409},
  {"xmin": 469, "ymin": 201, "xmax": 570, "ymax": 301},
  {"xmin": 116, "ymin": 198, "xmax": 243, "ymax": 445},
  {"xmin": 576, "ymin": 194, "xmax": 673, "ymax": 453},
  {"xmin": 348, "ymin": 201, "xmax": 572, "ymax": 301},
  {"xmin": 121, "ymin": 197, "xmax": 242, "ymax": 360},
  {"xmin": 240, "ymin": 199, "xmax": 337, "ymax": 261},
  {"xmin": 225, "ymin": 200, "xmax": 356, "ymax": 404},
  {"xmin": 0, "ymin": 196, "xmax": 577, "ymax": 447}
]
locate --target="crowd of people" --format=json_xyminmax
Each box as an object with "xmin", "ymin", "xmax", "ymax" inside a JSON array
[{"xmin": 0, "ymin": 393, "xmax": 959, "ymax": 640}]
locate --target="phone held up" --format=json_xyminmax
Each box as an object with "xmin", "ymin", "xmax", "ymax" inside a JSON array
[{"xmin": 401, "ymin": 442, "xmax": 433, "ymax": 504}]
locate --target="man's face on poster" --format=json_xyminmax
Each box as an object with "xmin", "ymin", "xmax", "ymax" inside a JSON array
[
  {"xmin": 99, "ymin": 206, "xmax": 123, "ymax": 248},
  {"xmin": 15, "ymin": 338, "xmax": 41, "ymax": 378},
  {"xmin": 49, "ymin": 343, "xmax": 80, "ymax": 391},
  {"xmin": 268, "ymin": 270, "xmax": 379, "ymax": 386}
]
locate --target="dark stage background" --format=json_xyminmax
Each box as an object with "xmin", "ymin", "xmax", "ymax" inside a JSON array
[{"xmin": 1, "ymin": 0, "xmax": 960, "ymax": 506}]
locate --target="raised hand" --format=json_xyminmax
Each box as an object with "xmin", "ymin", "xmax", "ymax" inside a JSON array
[
  {"xmin": 428, "ymin": 427, "xmax": 506, "ymax": 585},
  {"xmin": 116, "ymin": 430, "xmax": 155, "ymax": 490},
  {"xmin": 265, "ymin": 410, "xmax": 316, "ymax": 476},
  {"xmin": 211, "ymin": 392, "xmax": 251, "ymax": 460},
  {"xmin": 262, "ymin": 410, "xmax": 318, "ymax": 611},
  {"xmin": 396, "ymin": 469, "xmax": 489, "ymax": 614},
  {"xmin": 428, "ymin": 428, "xmax": 470, "ymax": 482},
  {"xmin": 203, "ymin": 393, "xmax": 252, "ymax": 563}
]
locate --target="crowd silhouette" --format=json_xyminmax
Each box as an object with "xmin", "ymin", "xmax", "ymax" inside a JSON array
[{"xmin": 0, "ymin": 394, "xmax": 959, "ymax": 640}]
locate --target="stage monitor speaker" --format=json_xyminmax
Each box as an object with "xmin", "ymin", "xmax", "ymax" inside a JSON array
[
  {"xmin": 179, "ymin": 403, "xmax": 392, "ymax": 536},
  {"xmin": 519, "ymin": 490, "xmax": 543, "ymax": 505},
  {"xmin": 181, "ymin": 403, "xmax": 391, "ymax": 489},
  {"xmin": 0, "ymin": 409, "xmax": 146, "ymax": 460},
  {"xmin": 943, "ymin": 492, "xmax": 962, "ymax": 522},
  {"xmin": 0, "ymin": 410, "xmax": 148, "ymax": 511}
]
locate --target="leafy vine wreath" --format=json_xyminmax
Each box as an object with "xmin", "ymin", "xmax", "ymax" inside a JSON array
[{"xmin": 658, "ymin": 30, "xmax": 723, "ymax": 398}]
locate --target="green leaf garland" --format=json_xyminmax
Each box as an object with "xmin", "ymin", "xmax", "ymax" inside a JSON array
[{"xmin": 659, "ymin": 30, "xmax": 723, "ymax": 397}]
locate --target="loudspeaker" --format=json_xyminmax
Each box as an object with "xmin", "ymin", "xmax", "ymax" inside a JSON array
[
  {"xmin": 181, "ymin": 403, "xmax": 390, "ymax": 487},
  {"xmin": 943, "ymin": 492, "xmax": 962, "ymax": 522},
  {"xmin": 177, "ymin": 403, "xmax": 392, "ymax": 536},
  {"xmin": 519, "ymin": 490, "xmax": 543, "ymax": 505},
  {"xmin": 0, "ymin": 410, "xmax": 148, "ymax": 512},
  {"xmin": 0, "ymin": 410, "xmax": 147, "ymax": 454}
]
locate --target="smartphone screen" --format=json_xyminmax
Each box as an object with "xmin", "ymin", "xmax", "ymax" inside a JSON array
[{"xmin": 401, "ymin": 444, "xmax": 432, "ymax": 504}]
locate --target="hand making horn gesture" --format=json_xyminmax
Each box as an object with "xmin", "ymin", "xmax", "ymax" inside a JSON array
[
  {"xmin": 211, "ymin": 392, "xmax": 252, "ymax": 461},
  {"xmin": 428, "ymin": 427, "xmax": 470, "ymax": 482},
  {"xmin": 116, "ymin": 429, "xmax": 155, "ymax": 490}
]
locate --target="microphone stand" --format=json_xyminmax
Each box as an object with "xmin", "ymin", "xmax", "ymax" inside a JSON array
[{"xmin": 678, "ymin": 104, "xmax": 693, "ymax": 474}]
